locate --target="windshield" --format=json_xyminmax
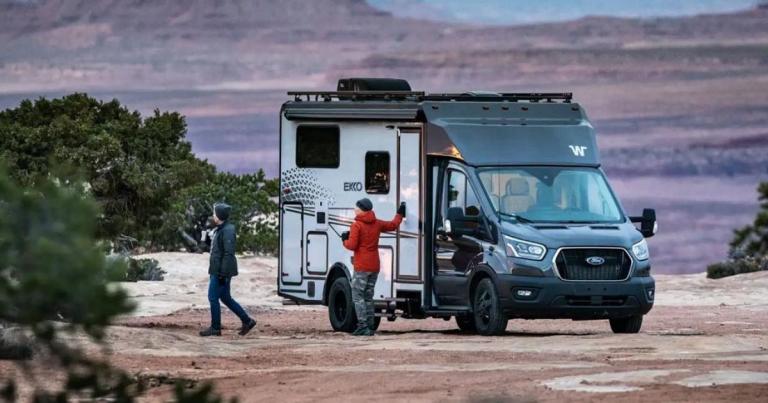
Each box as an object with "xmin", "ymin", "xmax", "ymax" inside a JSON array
[{"xmin": 477, "ymin": 167, "xmax": 623, "ymax": 223}]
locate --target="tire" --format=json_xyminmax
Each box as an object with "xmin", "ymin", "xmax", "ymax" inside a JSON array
[
  {"xmin": 328, "ymin": 276, "xmax": 357, "ymax": 332},
  {"xmin": 609, "ymin": 315, "xmax": 643, "ymax": 334},
  {"xmin": 455, "ymin": 315, "xmax": 476, "ymax": 333},
  {"xmin": 472, "ymin": 278, "xmax": 508, "ymax": 336}
]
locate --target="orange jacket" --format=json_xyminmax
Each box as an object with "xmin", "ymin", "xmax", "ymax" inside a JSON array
[{"xmin": 343, "ymin": 210, "xmax": 403, "ymax": 272}]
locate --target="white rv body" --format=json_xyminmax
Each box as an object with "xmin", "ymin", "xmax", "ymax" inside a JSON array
[{"xmin": 278, "ymin": 119, "xmax": 425, "ymax": 307}]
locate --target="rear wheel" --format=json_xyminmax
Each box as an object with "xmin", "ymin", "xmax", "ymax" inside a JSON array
[
  {"xmin": 455, "ymin": 315, "xmax": 476, "ymax": 333},
  {"xmin": 328, "ymin": 276, "xmax": 356, "ymax": 332},
  {"xmin": 472, "ymin": 278, "xmax": 508, "ymax": 336},
  {"xmin": 609, "ymin": 315, "xmax": 643, "ymax": 334}
]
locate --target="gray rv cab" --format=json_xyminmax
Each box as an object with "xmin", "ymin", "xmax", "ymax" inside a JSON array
[{"xmin": 279, "ymin": 78, "xmax": 657, "ymax": 335}]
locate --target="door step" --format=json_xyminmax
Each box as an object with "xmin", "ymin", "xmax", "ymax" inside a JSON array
[
  {"xmin": 373, "ymin": 297, "xmax": 411, "ymax": 310},
  {"xmin": 424, "ymin": 306, "xmax": 471, "ymax": 317},
  {"xmin": 381, "ymin": 297, "xmax": 411, "ymax": 302}
]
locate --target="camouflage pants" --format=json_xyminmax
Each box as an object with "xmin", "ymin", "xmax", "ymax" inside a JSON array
[{"xmin": 351, "ymin": 271, "xmax": 378, "ymax": 329}]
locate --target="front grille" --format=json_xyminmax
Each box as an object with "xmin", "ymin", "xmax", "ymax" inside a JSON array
[{"xmin": 555, "ymin": 248, "xmax": 632, "ymax": 281}]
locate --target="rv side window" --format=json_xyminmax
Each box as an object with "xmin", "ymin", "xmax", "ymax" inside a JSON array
[
  {"xmin": 296, "ymin": 126, "xmax": 340, "ymax": 168},
  {"xmin": 365, "ymin": 152, "xmax": 390, "ymax": 194}
]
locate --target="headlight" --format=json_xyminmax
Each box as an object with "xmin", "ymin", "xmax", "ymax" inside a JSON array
[
  {"xmin": 505, "ymin": 236, "xmax": 547, "ymax": 260},
  {"xmin": 632, "ymin": 239, "xmax": 649, "ymax": 261}
]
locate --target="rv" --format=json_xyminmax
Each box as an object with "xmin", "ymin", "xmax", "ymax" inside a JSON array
[{"xmin": 278, "ymin": 78, "xmax": 657, "ymax": 335}]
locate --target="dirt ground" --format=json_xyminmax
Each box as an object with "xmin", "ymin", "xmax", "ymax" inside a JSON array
[
  {"xmin": 103, "ymin": 304, "xmax": 768, "ymax": 403},
  {"xmin": 3, "ymin": 253, "xmax": 768, "ymax": 402}
]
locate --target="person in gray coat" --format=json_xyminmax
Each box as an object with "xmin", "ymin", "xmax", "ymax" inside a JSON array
[{"xmin": 199, "ymin": 202, "xmax": 256, "ymax": 337}]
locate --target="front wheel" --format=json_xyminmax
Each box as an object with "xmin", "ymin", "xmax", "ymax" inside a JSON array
[
  {"xmin": 609, "ymin": 315, "xmax": 643, "ymax": 334},
  {"xmin": 328, "ymin": 276, "xmax": 357, "ymax": 332},
  {"xmin": 472, "ymin": 278, "xmax": 508, "ymax": 336}
]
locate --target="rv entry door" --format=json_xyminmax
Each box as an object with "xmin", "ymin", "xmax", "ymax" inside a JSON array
[{"xmin": 397, "ymin": 128, "xmax": 421, "ymax": 282}]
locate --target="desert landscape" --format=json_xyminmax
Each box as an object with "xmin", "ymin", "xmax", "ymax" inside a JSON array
[
  {"xmin": 5, "ymin": 253, "xmax": 768, "ymax": 401},
  {"xmin": 1, "ymin": 0, "xmax": 767, "ymax": 273},
  {"xmin": 2, "ymin": 1, "xmax": 768, "ymax": 402}
]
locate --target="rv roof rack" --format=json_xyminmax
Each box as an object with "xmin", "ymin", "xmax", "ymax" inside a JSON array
[
  {"xmin": 287, "ymin": 91, "xmax": 572, "ymax": 103},
  {"xmin": 422, "ymin": 92, "xmax": 573, "ymax": 103},
  {"xmin": 288, "ymin": 91, "xmax": 425, "ymax": 102}
]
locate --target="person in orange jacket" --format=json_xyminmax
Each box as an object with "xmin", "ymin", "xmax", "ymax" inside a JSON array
[{"xmin": 342, "ymin": 198, "xmax": 406, "ymax": 336}]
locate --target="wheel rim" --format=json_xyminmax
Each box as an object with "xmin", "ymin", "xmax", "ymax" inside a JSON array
[
  {"xmin": 333, "ymin": 289, "xmax": 347, "ymax": 322},
  {"xmin": 477, "ymin": 289, "xmax": 492, "ymax": 325}
]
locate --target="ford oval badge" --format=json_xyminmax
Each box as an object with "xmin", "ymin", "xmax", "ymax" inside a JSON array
[{"xmin": 585, "ymin": 256, "xmax": 605, "ymax": 266}]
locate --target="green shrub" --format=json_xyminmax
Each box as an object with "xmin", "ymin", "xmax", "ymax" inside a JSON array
[
  {"xmin": 0, "ymin": 94, "xmax": 278, "ymax": 255},
  {"xmin": 127, "ymin": 258, "xmax": 165, "ymax": 281},
  {"xmin": 730, "ymin": 182, "xmax": 768, "ymax": 256},
  {"xmin": 0, "ymin": 94, "xmax": 216, "ymax": 248},
  {"xmin": 105, "ymin": 257, "xmax": 165, "ymax": 282},
  {"xmin": 0, "ymin": 165, "xmax": 137, "ymax": 399},
  {"xmin": 707, "ymin": 255, "xmax": 767, "ymax": 279},
  {"xmin": 710, "ymin": 181, "xmax": 768, "ymax": 279},
  {"xmin": 0, "ymin": 326, "xmax": 33, "ymax": 360}
]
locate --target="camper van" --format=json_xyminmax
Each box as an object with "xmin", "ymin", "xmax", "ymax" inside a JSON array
[{"xmin": 277, "ymin": 78, "xmax": 657, "ymax": 335}]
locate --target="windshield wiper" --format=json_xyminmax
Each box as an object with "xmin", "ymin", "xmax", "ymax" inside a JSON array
[{"xmin": 500, "ymin": 212, "xmax": 534, "ymax": 223}]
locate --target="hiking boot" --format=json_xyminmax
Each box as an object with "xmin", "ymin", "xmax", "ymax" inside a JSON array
[
  {"xmin": 352, "ymin": 325, "xmax": 369, "ymax": 336},
  {"xmin": 239, "ymin": 318, "xmax": 257, "ymax": 336},
  {"xmin": 199, "ymin": 327, "xmax": 221, "ymax": 337}
]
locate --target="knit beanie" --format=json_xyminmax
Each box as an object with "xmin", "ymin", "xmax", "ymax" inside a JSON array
[
  {"xmin": 213, "ymin": 202, "xmax": 232, "ymax": 221},
  {"xmin": 355, "ymin": 198, "xmax": 373, "ymax": 212}
]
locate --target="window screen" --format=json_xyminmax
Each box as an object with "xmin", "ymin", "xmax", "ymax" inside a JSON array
[
  {"xmin": 296, "ymin": 126, "xmax": 339, "ymax": 168},
  {"xmin": 365, "ymin": 152, "xmax": 390, "ymax": 194}
]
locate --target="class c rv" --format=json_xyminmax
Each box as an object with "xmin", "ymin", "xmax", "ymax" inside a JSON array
[{"xmin": 278, "ymin": 78, "xmax": 658, "ymax": 335}]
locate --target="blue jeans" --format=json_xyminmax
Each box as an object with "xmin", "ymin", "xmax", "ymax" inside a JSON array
[{"xmin": 208, "ymin": 275, "xmax": 251, "ymax": 330}]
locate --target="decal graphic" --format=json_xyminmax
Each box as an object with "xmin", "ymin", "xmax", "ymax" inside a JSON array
[
  {"xmin": 568, "ymin": 145, "xmax": 588, "ymax": 157},
  {"xmin": 344, "ymin": 182, "xmax": 363, "ymax": 191},
  {"xmin": 281, "ymin": 168, "xmax": 336, "ymax": 206}
]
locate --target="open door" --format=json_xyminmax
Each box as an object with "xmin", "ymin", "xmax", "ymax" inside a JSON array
[{"xmin": 397, "ymin": 128, "xmax": 421, "ymax": 282}]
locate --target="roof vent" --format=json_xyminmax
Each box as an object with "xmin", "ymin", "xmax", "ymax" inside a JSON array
[{"xmin": 337, "ymin": 78, "xmax": 411, "ymax": 92}]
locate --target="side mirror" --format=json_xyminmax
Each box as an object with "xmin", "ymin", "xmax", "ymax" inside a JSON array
[{"xmin": 630, "ymin": 208, "xmax": 657, "ymax": 238}]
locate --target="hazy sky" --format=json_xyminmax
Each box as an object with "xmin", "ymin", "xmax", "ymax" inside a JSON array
[{"xmin": 368, "ymin": 0, "xmax": 760, "ymax": 25}]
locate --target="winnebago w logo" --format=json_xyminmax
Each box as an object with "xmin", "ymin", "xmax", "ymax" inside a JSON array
[{"xmin": 568, "ymin": 145, "xmax": 588, "ymax": 157}]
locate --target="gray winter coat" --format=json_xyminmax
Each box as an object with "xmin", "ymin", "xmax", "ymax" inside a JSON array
[{"xmin": 209, "ymin": 222, "xmax": 238, "ymax": 277}]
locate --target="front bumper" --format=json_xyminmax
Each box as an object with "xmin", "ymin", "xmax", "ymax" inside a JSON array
[{"xmin": 496, "ymin": 274, "xmax": 655, "ymax": 320}]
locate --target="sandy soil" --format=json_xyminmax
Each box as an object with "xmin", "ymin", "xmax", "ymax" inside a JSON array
[
  {"xmin": 3, "ymin": 252, "xmax": 768, "ymax": 402},
  {"xmin": 118, "ymin": 253, "xmax": 287, "ymax": 316}
]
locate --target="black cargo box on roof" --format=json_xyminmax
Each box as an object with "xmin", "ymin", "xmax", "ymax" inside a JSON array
[{"xmin": 337, "ymin": 78, "xmax": 412, "ymax": 92}]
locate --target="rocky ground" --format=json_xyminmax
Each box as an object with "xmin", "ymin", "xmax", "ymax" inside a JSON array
[{"xmin": 4, "ymin": 252, "xmax": 768, "ymax": 402}]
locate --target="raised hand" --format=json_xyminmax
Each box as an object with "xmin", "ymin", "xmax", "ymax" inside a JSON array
[{"xmin": 397, "ymin": 202, "xmax": 406, "ymax": 217}]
